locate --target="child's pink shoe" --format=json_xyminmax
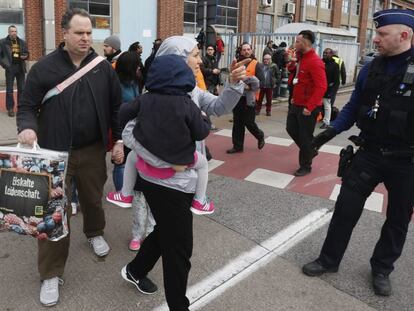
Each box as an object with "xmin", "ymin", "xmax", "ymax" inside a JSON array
[
  {"xmin": 190, "ymin": 198, "xmax": 214, "ymax": 215},
  {"xmin": 106, "ymin": 191, "xmax": 133, "ymax": 208},
  {"xmin": 129, "ymin": 239, "xmax": 141, "ymax": 251}
]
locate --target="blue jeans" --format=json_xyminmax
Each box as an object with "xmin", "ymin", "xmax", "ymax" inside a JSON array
[{"xmin": 112, "ymin": 164, "xmax": 125, "ymax": 192}]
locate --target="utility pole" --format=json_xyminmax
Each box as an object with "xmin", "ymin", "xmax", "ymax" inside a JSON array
[{"xmin": 203, "ymin": 1, "xmax": 207, "ymax": 56}]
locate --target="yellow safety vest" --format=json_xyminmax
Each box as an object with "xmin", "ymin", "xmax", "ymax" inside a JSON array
[{"xmin": 333, "ymin": 56, "xmax": 343, "ymax": 80}]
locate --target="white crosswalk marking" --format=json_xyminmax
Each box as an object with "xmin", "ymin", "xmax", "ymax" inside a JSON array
[
  {"xmin": 319, "ymin": 144, "xmax": 343, "ymax": 155},
  {"xmin": 264, "ymin": 136, "xmax": 294, "ymax": 146},
  {"xmin": 214, "ymin": 129, "xmax": 232, "ymax": 137},
  {"xmin": 208, "ymin": 159, "xmax": 224, "ymax": 172},
  {"xmin": 244, "ymin": 168, "xmax": 295, "ymax": 189},
  {"xmin": 329, "ymin": 184, "xmax": 384, "ymax": 213}
]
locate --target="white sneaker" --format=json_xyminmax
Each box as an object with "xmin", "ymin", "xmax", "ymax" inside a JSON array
[
  {"xmin": 88, "ymin": 236, "xmax": 110, "ymax": 257},
  {"xmin": 71, "ymin": 202, "xmax": 78, "ymax": 215},
  {"xmin": 40, "ymin": 277, "xmax": 64, "ymax": 307}
]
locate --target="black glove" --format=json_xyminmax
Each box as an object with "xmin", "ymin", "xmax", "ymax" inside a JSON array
[{"xmin": 312, "ymin": 126, "xmax": 337, "ymax": 150}]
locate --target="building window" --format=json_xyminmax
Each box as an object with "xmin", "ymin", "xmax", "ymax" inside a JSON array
[
  {"xmin": 278, "ymin": 16, "xmax": 291, "ymax": 27},
  {"xmin": 0, "ymin": 0, "xmax": 24, "ymax": 38},
  {"xmin": 373, "ymin": 0, "xmax": 383, "ymax": 13},
  {"xmin": 184, "ymin": 0, "xmax": 198, "ymax": 34},
  {"xmin": 365, "ymin": 28, "xmax": 374, "ymax": 52},
  {"xmin": 0, "ymin": 0, "xmax": 23, "ymax": 24},
  {"xmin": 256, "ymin": 13, "xmax": 273, "ymax": 33},
  {"xmin": 67, "ymin": 0, "xmax": 111, "ymax": 29},
  {"xmin": 318, "ymin": 22, "xmax": 331, "ymax": 27},
  {"xmin": 215, "ymin": 0, "xmax": 238, "ymax": 32},
  {"xmin": 342, "ymin": 0, "xmax": 350, "ymax": 14},
  {"xmin": 307, "ymin": 0, "xmax": 317, "ymax": 6},
  {"xmin": 352, "ymin": 0, "xmax": 361, "ymax": 15},
  {"xmin": 320, "ymin": 0, "xmax": 331, "ymax": 9},
  {"xmin": 367, "ymin": 0, "xmax": 373, "ymax": 18}
]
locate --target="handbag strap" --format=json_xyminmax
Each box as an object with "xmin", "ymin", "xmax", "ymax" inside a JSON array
[{"xmin": 41, "ymin": 55, "xmax": 106, "ymax": 105}]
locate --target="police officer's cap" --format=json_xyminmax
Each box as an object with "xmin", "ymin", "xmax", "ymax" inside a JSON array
[{"xmin": 373, "ymin": 9, "xmax": 414, "ymax": 30}]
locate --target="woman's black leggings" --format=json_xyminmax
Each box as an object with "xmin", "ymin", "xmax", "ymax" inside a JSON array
[{"xmin": 128, "ymin": 176, "xmax": 194, "ymax": 311}]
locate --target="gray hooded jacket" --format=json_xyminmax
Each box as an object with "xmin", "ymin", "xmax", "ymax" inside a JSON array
[{"xmin": 123, "ymin": 36, "xmax": 244, "ymax": 193}]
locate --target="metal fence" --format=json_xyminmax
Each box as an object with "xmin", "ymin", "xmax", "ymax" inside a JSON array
[{"xmin": 218, "ymin": 32, "xmax": 360, "ymax": 83}]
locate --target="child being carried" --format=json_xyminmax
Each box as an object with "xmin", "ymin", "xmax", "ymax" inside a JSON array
[{"xmin": 107, "ymin": 54, "xmax": 214, "ymax": 214}]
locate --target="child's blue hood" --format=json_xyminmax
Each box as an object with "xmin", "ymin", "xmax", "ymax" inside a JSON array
[{"xmin": 145, "ymin": 54, "xmax": 195, "ymax": 95}]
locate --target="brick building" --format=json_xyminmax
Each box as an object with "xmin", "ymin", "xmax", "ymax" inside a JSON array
[{"xmin": 0, "ymin": 0, "xmax": 413, "ymax": 68}]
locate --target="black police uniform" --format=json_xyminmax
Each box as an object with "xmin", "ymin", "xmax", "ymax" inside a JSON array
[{"xmin": 317, "ymin": 46, "xmax": 414, "ymax": 277}]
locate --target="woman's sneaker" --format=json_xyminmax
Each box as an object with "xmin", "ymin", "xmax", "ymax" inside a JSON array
[
  {"xmin": 129, "ymin": 239, "xmax": 141, "ymax": 251},
  {"xmin": 121, "ymin": 265, "xmax": 158, "ymax": 295},
  {"xmin": 106, "ymin": 191, "xmax": 133, "ymax": 208},
  {"xmin": 190, "ymin": 198, "xmax": 215, "ymax": 215}
]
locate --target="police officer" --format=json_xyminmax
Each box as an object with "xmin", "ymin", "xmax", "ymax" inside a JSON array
[{"xmin": 302, "ymin": 9, "xmax": 414, "ymax": 296}]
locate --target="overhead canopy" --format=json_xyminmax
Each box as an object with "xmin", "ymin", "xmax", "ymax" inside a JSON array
[{"xmin": 275, "ymin": 23, "xmax": 357, "ymax": 38}]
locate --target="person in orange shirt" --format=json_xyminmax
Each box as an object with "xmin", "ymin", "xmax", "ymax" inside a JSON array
[{"xmin": 227, "ymin": 42, "xmax": 265, "ymax": 154}]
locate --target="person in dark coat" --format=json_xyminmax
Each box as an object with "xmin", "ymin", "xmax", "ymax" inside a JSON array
[
  {"xmin": 320, "ymin": 48, "xmax": 340, "ymax": 128},
  {"xmin": 0, "ymin": 25, "xmax": 28, "ymax": 117},
  {"xmin": 16, "ymin": 8, "xmax": 123, "ymax": 307},
  {"xmin": 302, "ymin": 9, "xmax": 414, "ymax": 297},
  {"xmin": 200, "ymin": 44, "xmax": 220, "ymax": 94},
  {"xmin": 256, "ymin": 53, "xmax": 280, "ymax": 116}
]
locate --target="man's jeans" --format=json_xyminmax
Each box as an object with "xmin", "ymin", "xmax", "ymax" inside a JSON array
[{"xmin": 5, "ymin": 63, "xmax": 25, "ymax": 111}]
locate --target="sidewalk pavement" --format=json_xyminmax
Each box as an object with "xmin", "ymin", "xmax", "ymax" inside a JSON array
[{"xmin": 0, "ymin": 110, "xmax": 18, "ymax": 145}]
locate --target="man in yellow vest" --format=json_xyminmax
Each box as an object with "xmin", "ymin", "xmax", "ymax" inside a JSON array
[
  {"xmin": 227, "ymin": 42, "xmax": 265, "ymax": 154},
  {"xmin": 331, "ymin": 51, "xmax": 346, "ymax": 106}
]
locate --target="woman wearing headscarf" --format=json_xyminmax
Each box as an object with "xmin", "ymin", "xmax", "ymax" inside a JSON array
[{"xmin": 118, "ymin": 36, "xmax": 249, "ymax": 311}]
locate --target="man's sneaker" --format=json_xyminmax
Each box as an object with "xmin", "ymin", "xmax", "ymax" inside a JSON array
[
  {"xmin": 121, "ymin": 265, "xmax": 158, "ymax": 295},
  {"xmin": 71, "ymin": 202, "xmax": 78, "ymax": 215},
  {"xmin": 88, "ymin": 236, "xmax": 110, "ymax": 257},
  {"xmin": 106, "ymin": 191, "xmax": 133, "ymax": 208},
  {"xmin": 129, "ymin": 238, "xmax": 141, "ymax": 251},
  {"xmin": 190, "ymin": 198, "xmax": 215, "ymax": 215},
  {"xmin": 40, "ymin": 277, "xmax": 64, "ymax": 307}
]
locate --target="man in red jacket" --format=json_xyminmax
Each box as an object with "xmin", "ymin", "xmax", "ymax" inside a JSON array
[{"xmin": 286, "ymin": 30, "xmax": 327, "ymax": 176}]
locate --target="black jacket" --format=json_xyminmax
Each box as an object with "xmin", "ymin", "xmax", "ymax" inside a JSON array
[
  {"xmin": 0, "ymin": 35, "xmax": 28, "ymax": 72},
  {"xmin": 200, "ymin": 54, "xmax": 219, "ymax": 87},
  {"xmin": 17, "ymin": 44, "xmax": 122, "ymax": 151},
  {"xmin": 323, "ymin": 58, "xmax": 340, "ymax": 98},
  {"xmin": 119, "ymin": 54, "xmax": 211, "ymax": 165}
]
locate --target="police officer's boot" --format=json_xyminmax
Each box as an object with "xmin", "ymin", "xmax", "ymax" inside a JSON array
[
  {"xmin": 372, "ymin": 273, "xmax": 392, "ymax": 296},
  {"xmin": 302, "ymin": 259, "xmax": 338, "ymax": 277}
]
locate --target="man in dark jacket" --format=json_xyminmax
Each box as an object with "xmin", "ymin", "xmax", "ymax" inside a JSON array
[
  {"xmin": 0, "ymin": 25, "xmax": 28, "ymax": 117},
  {"xmin": 256, "ymin": 53, "xmax": 280, "ymax": 116},
  {"xmin": 320, "ymin": 48, "xmax": 340, "ymax": 128},
  {"xmin": 200, "ymin": 44, "xmax": 220, "ymax": 94},
  {"xmin": 303, "ymin": 9, "xmax": 414, "ymax": 297},
  {"xmin": 16, "ymin": 8, "xmax": 123, "ymax": 307},
  {"xmin": 143, "ymin": 38, "xmax": 162, "ymax": 83}
]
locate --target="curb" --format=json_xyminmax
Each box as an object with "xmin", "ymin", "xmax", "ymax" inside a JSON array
[{"xmin": 0, "ymin": 138, "xmax": 18, "ymax": 146}]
